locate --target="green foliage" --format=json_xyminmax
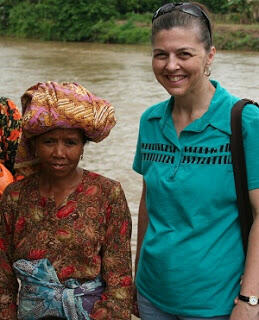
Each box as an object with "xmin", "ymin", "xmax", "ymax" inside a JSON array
[
  {"xmin": 198, "ymin": 0, "xmax": 228, "ymax": 13},
  {"xmin": 5, "ymin": 0, "xmax": 119, "ymax": 40},
  {"xmin": 224, "ymin": 0, "xmax": 247, "ymax": 12},
  {"xmin": 222, "ymin": 0, "xmax": 257, "ymax": 22},
  {"xmin": 213, "ymin": 29, "xmax": 259, "ymax": 50},
  {"xmin": 115, "ymin": 0, "xmax": 140, "ymax": 14},
  {"xmin": 137, "ymin": 0, "xmax": 167, "ymax": 13},
  {"xmin": 212, "ymin": 12, "xmax": 244, "ymax": 24},
  {"xmin": 0, "ymin": 0, "xmax": 257, "ymax": 51},
  {"xmin": 0, "ymin": 0, "xmax": 19, "ymax": 29},
  {"xmin": 124, "ymin": 12, "xmax": 152, "ymax": 23},
  {"xmin": 114, "ymin": 0, "xmax": 166, "ymax": 14},
  {"xmin": 88, "ymin": 18, "xmax": 150, "ymax": 44},
  {"xmin": 5, "ymin": 0, "xmax": 152, "ymax": 43}
]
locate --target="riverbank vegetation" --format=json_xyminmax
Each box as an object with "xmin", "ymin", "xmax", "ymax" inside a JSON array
[{"xmin": 0, "ymin": 0, "xmax": 258, "ymax": 51}]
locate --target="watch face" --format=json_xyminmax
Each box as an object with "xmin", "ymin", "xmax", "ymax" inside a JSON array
[{"xmin": 249, "ymin": 296, "xmax": 258, "ymax": 306}]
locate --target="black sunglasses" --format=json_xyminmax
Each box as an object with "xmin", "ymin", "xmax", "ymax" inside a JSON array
[{"xmin": 152, "ymin": 2, "xmax": 212, "ymax": 39}]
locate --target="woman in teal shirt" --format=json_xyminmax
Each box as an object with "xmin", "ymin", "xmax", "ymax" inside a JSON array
[{"xmin": 133, "ymin": 2, "xmax": 259, "ymax": 320}]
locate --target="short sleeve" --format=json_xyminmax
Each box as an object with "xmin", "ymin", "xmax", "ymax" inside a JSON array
[
  {"xmin": 132, "ymin": 122, "xmax": 143, "ymax": 175},
  {"xmin": 242, "ymin": 104, "xmax": 259, "ymax": 190}
]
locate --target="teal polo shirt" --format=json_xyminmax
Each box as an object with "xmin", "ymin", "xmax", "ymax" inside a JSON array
[{"xmin": 133, "ymin": 80, "xmax": 259, "ymax": 317}]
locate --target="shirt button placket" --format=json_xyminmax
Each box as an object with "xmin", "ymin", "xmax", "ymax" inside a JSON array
[{"xmin": 171, "ymin": 146, "xmax": 182, "ymax": 178}]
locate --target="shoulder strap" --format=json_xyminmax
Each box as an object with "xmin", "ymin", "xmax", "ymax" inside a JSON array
[{"xmin": 230, "ymin": 99, "xmax": 259, "ymax": 254}]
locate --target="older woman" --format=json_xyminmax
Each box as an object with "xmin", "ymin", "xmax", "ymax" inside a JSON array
[
  {"xmin": 0, "ymin": 82, "xmax": 133, "ymax": 320},
  {"xmin": 0, "ymin": 97, "xmax": 22, "ymax": 196}
]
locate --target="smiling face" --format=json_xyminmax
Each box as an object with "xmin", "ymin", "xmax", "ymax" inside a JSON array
[
  {"xmin": 34, "ymin": 128, "xmax": 84, "ymax": 179},
  {"xmin": 152, "ymin": 26, "xmax": 215, "ymax": 97}
]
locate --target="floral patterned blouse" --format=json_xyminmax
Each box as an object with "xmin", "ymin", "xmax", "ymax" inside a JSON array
[
  {"xmin": 0, "ymin": 97, "xmax": 22, "ymax": 175},
  {"xmin": 0, "ymin": 169, "xmax": 133, "ymax": 320}
]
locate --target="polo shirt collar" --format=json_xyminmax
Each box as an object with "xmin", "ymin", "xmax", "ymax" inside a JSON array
[
  {"xmin": 146, "ymin": 98, "xmax": 171, "ymax": 120},
  {"xmin": 147, "ymin": 80, "xmax": 234, "ymax": 136},
  {"xmin": 199, "ymin": 80, "xmax": 233, "ymax": 135}
]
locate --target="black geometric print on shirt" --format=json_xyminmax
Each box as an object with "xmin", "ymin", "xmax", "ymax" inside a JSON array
[
  {"xmin": 142, "ymin": 143, "xmax": 177, "ymax": 153},
  {"xmin": 142, "ymin": 152, "xmax": 175, "ymax": 163},
  {"xmin": 183, "ymin": 143, "xmax": 231, "ymax": 154},
  {"xmin": 141, "ymin": 143, "xmax": 175, "ymax": 164},
  {"xmin": 181, "ymin": 154, "xmax": 232, "ymax": 164},
  {"xmin": 141, "ymin": 143, "xmax": 232, "ymax": 165}
]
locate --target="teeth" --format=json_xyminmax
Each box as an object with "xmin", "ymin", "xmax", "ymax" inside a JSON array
[{"xmin": 168, "ymin": 75, "xmax": 184, "ymax": 81}]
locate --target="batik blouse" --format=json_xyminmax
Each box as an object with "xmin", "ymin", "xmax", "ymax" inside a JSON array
[
  {"xmin": 0, "ymin": 169, "xmax": 133, "ymax": 320},
  {"xmin": 0, "ymin": 97, "xmax": 22, "ymax": 175}
]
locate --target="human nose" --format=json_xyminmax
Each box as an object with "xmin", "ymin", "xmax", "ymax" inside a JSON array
[
  {"xmin": 53, "ymin": 142, "xmax": 65, "ymax": 158},
  {"xmin": 165, "ymin": 55, "xmax": 179, "ymax": 71}
]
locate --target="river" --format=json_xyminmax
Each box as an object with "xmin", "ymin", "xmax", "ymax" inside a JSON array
[{"xmin": 0, "ymin": 37, "xmax": 258, "ymax": 264}]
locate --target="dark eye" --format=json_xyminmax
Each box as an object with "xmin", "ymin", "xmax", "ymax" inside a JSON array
[
  {"xmin": 43, "ymin": 139, "xmax": 54, "ymax": 144},
  {"xmin": 153, "ymin": 52, "xmax": 167, "ymax": 59},
  {"xmin": 65, "ymin": 139, "xmax": 77, "ymax": 146},
  {"xmin": 179, "ymin": 51, "xmax": 192, "ymax": 58}
]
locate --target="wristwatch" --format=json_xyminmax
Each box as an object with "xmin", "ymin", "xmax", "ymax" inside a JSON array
[{"xmin": 239, "ymin": 294, "xmax": 259, "ymax": 306}]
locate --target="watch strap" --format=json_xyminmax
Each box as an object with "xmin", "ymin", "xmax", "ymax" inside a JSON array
[
  {"xmin": 239, "ymin": 294, "xmax": 259, "ymax": 305},
  {"xmin": 239, "ymin": 294, "xmax": 250, "ymax": 302}
]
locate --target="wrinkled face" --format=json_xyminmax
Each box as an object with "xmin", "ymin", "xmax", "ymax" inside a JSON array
[
  {"xmin": 35, "ymin": 128, "xmax": 84, "ymax": 178},
  {"xmin": 152, "ymin": 26, "xmax": 215, "ymax": 97}
]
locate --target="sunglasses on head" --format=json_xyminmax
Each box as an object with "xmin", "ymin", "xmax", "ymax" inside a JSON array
[{"xmin": 152, "ymin": 2, "xmax": 212, "ymax": 39}]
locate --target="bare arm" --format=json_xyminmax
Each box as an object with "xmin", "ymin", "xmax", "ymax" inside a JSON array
[
  {"xmin": 132, "ymin": 179, "xmax": 149, "ymax": 317},
  {"xmin": 231, "ymin": 188, "xmax": 259, "ymax": 320},
  {"xmin": 135, "ymin": 179, "xmax": 149, "ymax": 276}
]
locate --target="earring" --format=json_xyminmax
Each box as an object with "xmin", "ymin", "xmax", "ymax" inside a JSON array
[
  {"xmin": 80, "ymin": 154, "xmax": 84, "ymax": 160},
  {"xmin": 204, "ymin": 65, "xmax": 211, "ymax": 77}
]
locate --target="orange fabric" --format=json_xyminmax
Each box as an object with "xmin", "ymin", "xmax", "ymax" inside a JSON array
[{"xmin": 0, "ymin": 164, "xmax": 14, "ymax": 195}]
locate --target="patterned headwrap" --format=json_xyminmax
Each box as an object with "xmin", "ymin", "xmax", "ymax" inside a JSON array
[
  {"xmin": 0, "ymin": 97, "xmax": 22, "ymax": 175},
  {"xmin": 14, "ymin": 81, "xmax": 116, "ymax": 177}
]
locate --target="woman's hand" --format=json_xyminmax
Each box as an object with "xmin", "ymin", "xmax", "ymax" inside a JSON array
[{"xmin": 230, "ymin": 301, "xmax": 259, "ymax": 320}]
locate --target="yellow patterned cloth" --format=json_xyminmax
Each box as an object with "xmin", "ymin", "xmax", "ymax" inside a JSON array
[{"xmin": 15, "ymin": 82, "xmax": 116, "ymax": 176}]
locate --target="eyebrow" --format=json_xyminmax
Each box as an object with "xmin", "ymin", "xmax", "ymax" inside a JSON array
[
  {"xmin": 153, "ymin": 47, "xmax": 196, "ymax": 52},
  {"xmin": 178, "ymin": 47, "xmax": 196, "ymax": 52}
]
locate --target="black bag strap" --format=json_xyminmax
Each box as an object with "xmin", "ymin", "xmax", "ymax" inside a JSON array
[{"xmin": 230, "ymin": 99, "xmax": 259, "ymax": 254}]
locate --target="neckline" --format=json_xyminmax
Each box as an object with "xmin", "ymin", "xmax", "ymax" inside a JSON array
[{"xmin": 35, "ymin": 169, "xmax": 87, "ymax": 209}]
